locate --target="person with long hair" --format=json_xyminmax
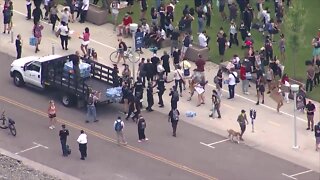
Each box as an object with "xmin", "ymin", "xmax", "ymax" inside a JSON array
[
  {"xmin": 79, "ymin": 27, "xmax": 90, "ymax": 56},
  {"xmin": 48, "ymin": 100, "xmax": 57, "ymax": 129},
  {"xmin": 33, "ymin": 21, "xmax": 44, "ymax": 53}
]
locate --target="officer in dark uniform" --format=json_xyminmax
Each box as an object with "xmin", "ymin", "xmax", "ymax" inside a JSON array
[
  {"xmin": 146, "ymin": 82, "xmax": 155, "ymax": 111},
  {"xmin": 156, "ymin": 74, "xmax": 173, "ymax": 107},
  {"xmin": 125, "ymin": 88, "xmax": 135, "ymax": 121},
  {"xmin": 134, "ymin": 77, "xmax": 144, "ymax": 108}
]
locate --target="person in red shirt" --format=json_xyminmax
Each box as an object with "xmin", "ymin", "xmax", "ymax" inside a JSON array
[
  {"xmin": 117, "ymin": 13, "xmax": 133, "ymax": 36},
  {"xmin": 240, "ymin": 64, "xmax": 248, "ymax": 94},
  {"xmin": 195, "ymin": 54, "xmax": 206, "ymax": 79}
]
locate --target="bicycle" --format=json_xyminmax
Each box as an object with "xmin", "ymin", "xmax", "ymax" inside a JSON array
[
  {"xmin": 110, "ymin": 46, "xmax": 141, "ymax": 64},
  {"xmin": 0, "ymin": 111, "xmax": 17, "ymax": 136}
]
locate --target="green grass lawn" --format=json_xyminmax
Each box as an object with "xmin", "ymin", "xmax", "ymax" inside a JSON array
[{"xmin": 59, "ymin": 0, "xmax": 320, "ymax": 101}]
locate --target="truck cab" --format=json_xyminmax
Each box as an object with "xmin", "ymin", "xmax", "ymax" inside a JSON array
[{"xmin": 10, "ymin": 55, "xmax": 62, "ymax": 88}]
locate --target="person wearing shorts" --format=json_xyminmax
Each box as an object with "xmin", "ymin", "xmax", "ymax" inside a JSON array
[
  {"xmin": 256, "ymin": 76, "xmax": 265, "ymax": 105},
  {"xmin": 48, "ymin": 100, "xmax": 57, "ymax": 130},
  {"xmin": 181, "ymin": 33, "xmax": 191, "ymax": 60},
  {"xmin": 127, "ymin": 0, "xmax": 134, "ymax": 15},
  {"xmin": 140, "ymin": 0, "xmax": 147, "ymax": 20},
  {"xmin": 79, "ymin": 27, "xmax": 90, "ymax": 56},
  {"xmin": 218, "ymin": 0, "xmax": 227, "ymax": 20}
]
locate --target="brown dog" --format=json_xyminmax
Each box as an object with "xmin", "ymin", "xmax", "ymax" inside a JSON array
[{"xmin": 227, "ymin": 129, "xmax": 240, "ymax": 143}]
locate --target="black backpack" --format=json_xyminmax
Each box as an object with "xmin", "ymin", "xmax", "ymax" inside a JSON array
[
  {"xmin": 232, "ymin": 73, "xmax": 240, "ymax": 83},
  {"xmin": 172, "ymin": 91, "xmax": 179, "ymax": 101}
]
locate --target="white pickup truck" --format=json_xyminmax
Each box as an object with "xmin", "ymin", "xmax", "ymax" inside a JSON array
[{"xmin": 10, "ymin": 54, "xmax": 115, "ymax": 107}]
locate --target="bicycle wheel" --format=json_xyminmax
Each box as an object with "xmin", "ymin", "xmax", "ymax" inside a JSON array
[
  {"xmin": 109, "ymin": 51, "xmax": 120, "ymax": 64},
  {"xmin": 0, "ymin": 118, "xmax": 7, "ymax": 129},
  {"xmin": 128, "ymin": 51, "xmax": 141, "ymax": 63},
  {"xmin": 9, "ymin": 124, "xmax": 16, "ymax": 136}
]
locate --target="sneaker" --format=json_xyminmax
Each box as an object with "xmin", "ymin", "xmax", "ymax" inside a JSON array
[
  {"xmin": 262, "ymin": 100, "xmax": 264, "ymax": 104},
  {"xmin": 94, "ymin": 120, "xmax": 99, "ymax": 122},
  {"xmin": 49, "ymin": 126, "xmax": 53, "ymax": 129},
  {"xmin": 52, "ymin": 125, "xmax": 55, "ymax": 129},
  {"xmin": 306, "ymin": 128, "xmax": 310, "ymax": 130},
  {"xmin": 217, "ymin": 116, "xmax": 221, "ymax": 118},
  {"xmin": 256, "ymin": 101, "xmax": 259, "ymax": 105},
  {"xmin": 85, "ymin": 120, "xmax": 89, "ymax": 123},
  {"xmin": 138, "ymin": 140, "xmax": 142, "ymax": 143},
  {"xmin": 144, "ymin": 138, "xmax": 149, "ymax": 141}
]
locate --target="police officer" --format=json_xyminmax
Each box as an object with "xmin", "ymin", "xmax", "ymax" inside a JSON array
[
  {"xmin": 125, "ymin": 88, "xmax": 135, "ymax": 121},
  {"xmin": 146, "ymin": 82, "xmax": 155, "ymax": 112},
  {"xmin": 156, "ymin": 75, "xmax": 172, "ymax": 108},
  {"xmin": 134, "ymin": 77, "xmax": 144, "ymax": 108}
]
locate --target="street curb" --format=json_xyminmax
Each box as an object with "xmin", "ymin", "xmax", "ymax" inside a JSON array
[{"xmin": 0, "ymin": 148, "xmax": 80, "ymax": 180}]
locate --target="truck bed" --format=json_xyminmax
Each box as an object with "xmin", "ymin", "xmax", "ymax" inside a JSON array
[{"xmin": 84, "ymin": 78, "xmax": 112, "ymax": 103}]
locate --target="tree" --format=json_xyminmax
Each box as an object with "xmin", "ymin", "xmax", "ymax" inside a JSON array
[{"xmin": 285, "ymin": 0, "xmax": 307, "ymax": 79}]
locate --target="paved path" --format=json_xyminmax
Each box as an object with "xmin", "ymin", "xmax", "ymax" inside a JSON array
[{"xmin": 0, "ymin": 1, "xmax": 319, "ymax": 179}]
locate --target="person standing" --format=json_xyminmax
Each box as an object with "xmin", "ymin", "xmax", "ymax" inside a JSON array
[
  {"xmin": 80, "ymin": 0, "xmax": 89, "ymax": 23},
  {"xmin": 86, "ymin": 91, "xmax": 100, "ymax": 123},
  {"xmin": 168, "ymin": 108, "xmax": 180, "ymax": 137},
  {"xmin": 146, "ymin": 82, "xmax": 155, "ymax": 112},
  {"xmin": 170, "ymin": 29, "xmax": 180, "ymax": 55},
  {"xmin": 161, "ymin": 51, "xmax": 170, "ymax": 76},
  {"xmin": 237, "ymin": 110, "xmax": 249, "ymax": 141},
  {"xmin": 56, "ymin": 21, "xmax": 69, "ymax": 50},
  {"xmin": 26, "ymin": 0, "xmax": 32, "ymax": 20},
  {"xmin": 49, "ymin": 4, "xmax": 59, "ymax": 31},
  {"xmin": 137, "ymin": 115, "xmax": 148, "ymax": 142},
  {"xmin": 114, "ymin": 117, "xmax": 127, "ymax": 145},
  {"xmin": 15, "ymin": 34, "xmax": 22, "ymax": 59},
  {"xmin": 110, "ymin": 0, "xmax": 120, "ymax": 31},
  {"xmin": 240, "ymin": 63, "xmax": 249, "ymax": 94},
  {"xmin": 79, "ymin": 27, "xmax": 90, "ymax": 56},
  {"xmin": 169, "ymin": 86, "xmax": 179, "ymax": 110},
  {"xmin": 32, "ymin": 6, "xmax": 43, "ymax": 25},
  {"xmin": 3, "ymin": 4, "xmax": 11, "ymax": 34},
  {"xmin": 228, "ymin": 68, "xmax": 238, "ymax": 99},
  {"xmin": 306, "ymin": 101, "xmax": 316, "ymax": 131},
  {"xmin": 314, "ymin": 122, "xmax": 320, "ymax": 151},
  {"xmin": 77, "ymin": 130, "xmax": 87, "ymax": 160},
  {"xmin": 306, "ymin": 63, "xmax": 315, "ymax": 92},
  {"xmin": 217, "ymin": 33, "xmax": 227, "ymax": 62},
  {"xmin": 33, "ymin": 21, "xmax": 44, "ymax": 53},
  {"xmin": 59, "ymin": 124, "xmax": 69, "ymax": 157},
  {"xmin": 47, "ymin": 100, "xmax": 57, "ymax": 130},
  {"xmin": 266, "ymin": 65, "xmax": 274, "ymax": 94},
  {"xmin": 256, "ymin": 74, "xmax": 265, "ymax": 105},
  {"xmin": 229, "ymin": 20, "xmax": 239, "ymax": 48},
  {"xmin": 209, "ymin": 90, "xmax": 221, "ymax": 118},
  {"xmin": 173, "ymin": 65, "xmax": 184, "ymax": 97},
  {"xmin": 181, "ymin": 33, "xmax": 191, "ymax": 60}
]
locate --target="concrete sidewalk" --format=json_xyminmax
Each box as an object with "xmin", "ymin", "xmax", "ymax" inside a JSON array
[{"xmin": 4, "ymin": 1, "xmax": 320, "ymax": 173}]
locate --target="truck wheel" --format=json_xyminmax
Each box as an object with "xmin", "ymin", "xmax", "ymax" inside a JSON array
[
  {"xmin": 62, "ymin": 94, "xmax": 74, "ymax": 107},
  {"xmin": 13, "ymin": 72, "xmax": 24, "ymax": 87}
]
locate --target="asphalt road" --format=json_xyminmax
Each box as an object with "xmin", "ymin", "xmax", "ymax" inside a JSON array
[{"xmin": 0, "ymin": 52, "xmax": 319, "ymax": 180}]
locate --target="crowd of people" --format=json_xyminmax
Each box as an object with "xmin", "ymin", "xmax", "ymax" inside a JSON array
[{"xmin": 4, "ymin": 0, "xmax": 319, "ymax": 159}]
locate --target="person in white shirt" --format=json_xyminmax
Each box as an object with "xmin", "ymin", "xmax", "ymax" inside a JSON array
[
  {"xmin": 228, "ymin": 68, "xmax": 238, "ymax": 99},
  {"xmin": 141, "ymin": 21, "xmax": 150, "ymax": 35},
  {"xmin": 229, "ymin": 21, "xmax": 239, "ymax": 48},
  {"xmin": 80, "ymin": 0, "xmax": 89, "ymax": 23},
  {"xmin": 198, "ymin": 30, "xmax": 208, "ymax": 48},
  {"xmin": 157, "ymin": 61, "xmax": 165, "ymax": 76},
  {"xmin": 114, "ymin": 117, "xmax": 127, "ymax": 145},
  {"xmin": 26, "ymin": 0, "xmax": 32, "ymax": 20},
  {"xmin": 173, "ymin": 65, "xmax": 184, "ymax": 96},
  {"xmin": 110, "ymin": 0, "xmax": 120, "ymax": 31},
  {"xmin": 60, "ymin": 7, "xmax": 70, "ymax": 25},
  {"xmin": 77, "ymin": 130, "xmax": 87, "ymax": 160},
  {"xmin": 57, "ymin": 21, "xmax": 69, "ymax": 50}
]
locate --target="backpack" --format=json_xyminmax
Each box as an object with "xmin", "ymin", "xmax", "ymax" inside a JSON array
[
  {"xmin": 172, "ymin": 110, "xmax": 179, "ymax": 121},
  {"xmin": 172, "ymin": 90, "xmax": 179, "ymax": 102},
  {"xmin": 140, "ymin": 121, "xmax": 146, "ymax": 129},
  {"xmin": 115, "ymin": 120, "xmax": 123, "ymax": 131},
  {"xmin": 231, "ymin": 72, "xmax": 240, "ymax": 83},
  {"xmin": 120, "ymin": 42, "xmax": 127, "ymax": 51}
]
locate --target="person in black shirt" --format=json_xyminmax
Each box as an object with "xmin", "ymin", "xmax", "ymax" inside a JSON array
[
  {"xmin": 183, "ymin": 14, "xmax": 194, "ymax": 34},
  {"xmin": 168, "ymin": 108, "xmax": 180, "ymax": 137},
  {"xmin": 125, "ymin": 88, "xmax": 135, "ymax": 121},
  {"xmin": 172, "ymin": 47, "xmax": 181, "ymax": 65},
  {"xmin": 15, "ymin": 34, "xmax": 22, "ymax": 59},
  {"xmin": 140, "ymin": 0, "xmax": 147, "ymax": 20},
  {"xmin": 144, "ymin": 58, "xmax": 154, "ymax": 82},
  {"xmin": 243, "ymin": 7, "xmax": 252, "ymax": 32},
  {"xmin": 134, "ymin": 77, "xmax": 144, "ymax": 108},
  {"xmin": 151, "ymin": 54, "xmax": 160, "ymax": 80},
  {"xmin": 306, "ymin": 101, "xmax": 316, "ymax": 131},
  {"xmin": 314, "ymin": 122, "xmax": 320, "ymax": 151},
  {"xmin": 155, "ymin": 75, "xmax": 172, "ymax": 107},
  {"xmin": 217, "ymin": 33, "xmax": 227, "ymax": 62},
  {"xmin": 32, "ymin": 6, "xmax": 43, "ymax": 24},
  {"xmin": 59, "ymin": 124, "xmax": 69, "ymax": 157},
  {"xmin": 170, "ymin": 29, "xmax": 180, "ymax": 55},
  {"xmin": 146, "ymin": 82, "xmax": 155, "ymax": 111},
  {"xmin": 161, "ymin": 51, "xmax": 170, "ymax": 76}
]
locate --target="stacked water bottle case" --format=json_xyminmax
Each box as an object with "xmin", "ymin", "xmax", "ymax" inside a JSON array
[{"xmin": 63, "ymin": 61, "xmax": 91, "ymax": 79}]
